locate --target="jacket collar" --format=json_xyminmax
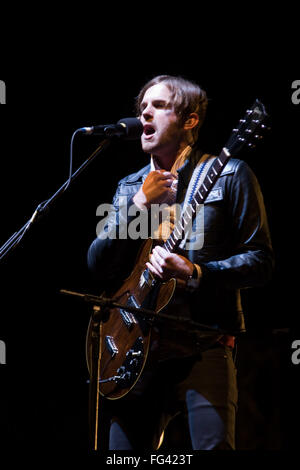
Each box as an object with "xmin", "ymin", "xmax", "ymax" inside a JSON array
[{"xmin": 122, "ymin": 146, "xmax": 204, "ymax": 190}]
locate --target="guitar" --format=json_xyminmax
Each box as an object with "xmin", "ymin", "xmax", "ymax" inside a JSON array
[{"xmin": 86, "ymin": 99, "xmax": 269, "ymax": 400}]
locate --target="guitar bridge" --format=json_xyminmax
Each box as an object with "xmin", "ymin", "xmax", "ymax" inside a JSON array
[{"xmin": 120, "ymin": 295, "xmax": 138, "ymax": 330}]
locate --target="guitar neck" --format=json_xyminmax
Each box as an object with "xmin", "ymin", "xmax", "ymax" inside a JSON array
[{"xmin": 163, "ymin": 147, "xmax": 231, "ymax": 253}]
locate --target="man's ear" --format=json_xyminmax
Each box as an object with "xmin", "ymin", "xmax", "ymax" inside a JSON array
[{"xmin": 184, "ymin": 113, "xmax": 199, "ymax": 130}]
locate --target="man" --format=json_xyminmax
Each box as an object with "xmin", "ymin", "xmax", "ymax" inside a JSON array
[{"xmin": 87, "ymin": 75, "xmax": 274, "ymax": 450}]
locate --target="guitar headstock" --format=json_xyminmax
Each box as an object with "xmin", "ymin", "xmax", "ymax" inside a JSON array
[{"xmin": 225, "ymin": 99, "xmax": 269, "ymax": 155}]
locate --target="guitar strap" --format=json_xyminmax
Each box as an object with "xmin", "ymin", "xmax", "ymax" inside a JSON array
[
  {"xmin": 178, "ymin": 153, "xmax": 217, "ymax": 249},
  {"xmin": 182, "ymin": 153, "xmax": 217, "ymax": 210}
]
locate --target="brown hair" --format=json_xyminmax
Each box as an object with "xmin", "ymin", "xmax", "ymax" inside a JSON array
[{"xmin": 135, "ymin": 75, "xmax": 208, "ymax": 142}]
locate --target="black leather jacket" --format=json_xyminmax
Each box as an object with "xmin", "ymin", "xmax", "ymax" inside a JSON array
[{"xmin": 87, "ymin": 147, "xmax": 274, "ymax": 335}]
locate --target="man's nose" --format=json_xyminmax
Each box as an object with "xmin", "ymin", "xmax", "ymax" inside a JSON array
[{"xmin": 142, "ymin": 105, "xmax": 154, "ymax": 121}]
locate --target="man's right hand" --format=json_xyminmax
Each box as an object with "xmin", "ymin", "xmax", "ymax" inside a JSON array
[{"xmin": 133, "ymin": 170, "xmax": 177, "ymax": 209}]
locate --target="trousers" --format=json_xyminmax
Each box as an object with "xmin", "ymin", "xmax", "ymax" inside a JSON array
[{"xmin": 106, "ymin": 343, "xmax": 238, "ymax": 450}]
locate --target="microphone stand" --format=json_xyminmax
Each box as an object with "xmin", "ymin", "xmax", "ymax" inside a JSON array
[
  {"xmin": 0, "ymin": 136, "xmax": 111, "ymax": 261},
  {"xmin": 60, "ymin": 288, "xmax": 229, "ymax": 335},
  {"xmin": 0, "ymin": 133, "xmax": 113, "ymax": 451}
]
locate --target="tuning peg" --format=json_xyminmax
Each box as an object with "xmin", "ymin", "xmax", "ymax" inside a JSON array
[
  {"xmin": 261, "ymin": 124, "xmax": 271, "ymax": 131},
  {"xmin": 248, "ymin": 143, "xmax": 256, "ymax": 148},
  {"xmin": 254, "ymin": 134, "xmax": 263, "ymax": 140}
]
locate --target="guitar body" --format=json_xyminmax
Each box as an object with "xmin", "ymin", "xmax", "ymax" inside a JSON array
[{"xmin": 86, "ymin": 238, "xmax": 176, "ymax": 399}]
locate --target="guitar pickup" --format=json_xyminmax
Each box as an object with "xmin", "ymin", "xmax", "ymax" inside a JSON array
[
  {"xmin": 120, "ymin": 295, "xmax": 138, "ymax": 330},
  {"xmin": 105, "ymin": 335, "xmax": 118, "ymax": 357}
]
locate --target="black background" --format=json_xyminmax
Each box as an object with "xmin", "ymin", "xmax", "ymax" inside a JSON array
[{"xmin": 0, "ymin": 44, "xmax": 299, "ymax": 458}]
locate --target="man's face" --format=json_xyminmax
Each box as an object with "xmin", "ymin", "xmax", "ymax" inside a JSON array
[{"xmin": 139, "ymin": 83, "xmax": 184, "ymax": 159}]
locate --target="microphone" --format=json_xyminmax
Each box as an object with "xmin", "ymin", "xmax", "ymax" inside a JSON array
[{"xmin": 79, "ymin": 117, "xmax": 143, "ymax": 140}]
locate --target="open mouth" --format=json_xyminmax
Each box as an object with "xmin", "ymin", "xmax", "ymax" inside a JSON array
[{"xmin": 143, "ymin": 124, "xmax": 156, "ymax": 138}]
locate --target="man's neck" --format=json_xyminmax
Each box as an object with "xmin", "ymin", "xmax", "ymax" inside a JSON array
[
  {"xmin": 152, "ymin": 156, "xmax": 173, "ymax": 171},
  {"xmin": 152, "ymin": 143, "xmax": 191, "ymax": 171},
  {"xmin": 151, "ymin": 145, "xmax": 192, "ymax": 173}
]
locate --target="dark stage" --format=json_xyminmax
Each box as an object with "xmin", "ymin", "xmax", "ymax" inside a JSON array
[{"xmin": 0, "ymin": 68, "xmax": 299, "ymax": 456}]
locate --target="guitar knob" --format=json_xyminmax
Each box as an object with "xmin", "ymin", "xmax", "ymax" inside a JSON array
[
  {"xmin": 129, "ymin": 358, "xmax": 139, "ymax": 367},
  {"xmin": 132, "ymin": 350, "xmax": 142, "ymax": 357},
  {"xmin": 126, "ymin": 349, "xmax": 142, "ymax": 358},
  {"xmin": 123, "ymin": 371, "xmax": 131, "ymax": 381}
]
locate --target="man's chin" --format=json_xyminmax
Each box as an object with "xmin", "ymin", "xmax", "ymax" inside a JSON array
[{"xmin": 141, "ymin": 141, "xmax": 156, "ymax": 154}]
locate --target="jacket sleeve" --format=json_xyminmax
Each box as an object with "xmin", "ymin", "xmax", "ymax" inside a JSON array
[
  {"xmin": 199, "ymin": 160, "xmax": 274, "ymax": 289},
  {"xmin": 87, "ymin": 184, "xmax": 144, "ymax": 282}
]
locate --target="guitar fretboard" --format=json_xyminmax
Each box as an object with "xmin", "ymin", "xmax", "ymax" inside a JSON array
[{"xmin": 163, "ymin": 147, "xmax": 231, "ymax": 253}]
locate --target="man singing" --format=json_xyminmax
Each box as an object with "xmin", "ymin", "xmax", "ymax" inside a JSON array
[{"xmin": 87, "ymin": 75, "xmax": 274, "ymax": 450}]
